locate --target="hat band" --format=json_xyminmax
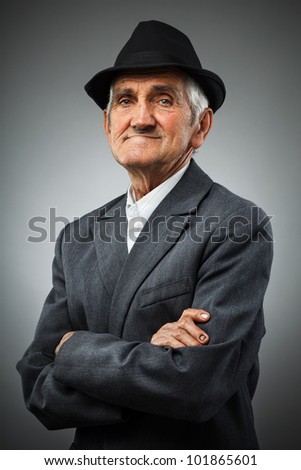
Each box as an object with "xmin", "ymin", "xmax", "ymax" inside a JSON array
[{"xmin": 115, "ymin": 51, "xmax": 201, "ymax": 68}]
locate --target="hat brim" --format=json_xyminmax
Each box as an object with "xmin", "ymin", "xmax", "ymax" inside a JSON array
[{"xmin": 85, "ymin": 63, "xmax": 225, "ymax": 113}]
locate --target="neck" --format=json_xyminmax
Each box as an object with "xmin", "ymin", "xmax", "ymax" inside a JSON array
[{"xmin": 128, "ymin": 149, "xmax": 193, "ymax": 201}]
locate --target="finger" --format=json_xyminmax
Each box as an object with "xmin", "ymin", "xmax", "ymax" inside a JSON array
[
  {"xmin": 182, "ymin": 308, "xmax": 211, "ymax": 323},
  {"xmin": 55, "ymin": 331, "xmax": 74, "ymax": 355},
  {"xmin": 151, "ymin": 333, "xmax": 186, "ymax": 348},
  {"xmin": 178, "ymin": 317, "xmax": 210, "ymax": 344},
  {"xmin": 198, "ymin": 329, "xmax": 210, "ymax": 345},
  {"xmin": 172, "ymin": 328, "xmax": 203, "ymax": 347}
]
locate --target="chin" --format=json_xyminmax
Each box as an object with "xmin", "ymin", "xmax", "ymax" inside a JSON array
[{"xmin": 116, "ymin": 153, "xmax": 157, "ymax": 170}]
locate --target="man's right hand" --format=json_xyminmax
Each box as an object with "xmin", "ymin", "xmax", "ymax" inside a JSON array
[{"xmin": 150, "ymin": 308, "xmax": 210, "ymax": 348}]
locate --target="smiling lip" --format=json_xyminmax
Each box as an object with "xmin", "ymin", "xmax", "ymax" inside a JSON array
[{"xmin": 125, "ymin": 135, "xmax": 161, "ymax": 140}]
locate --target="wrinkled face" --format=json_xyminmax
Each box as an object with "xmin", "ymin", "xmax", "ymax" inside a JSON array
[{"xmin": 103, "ymin": 70, "xmax": 203, "ymax": 173}]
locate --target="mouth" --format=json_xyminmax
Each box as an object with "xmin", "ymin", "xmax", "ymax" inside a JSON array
[{"xmin": 124, "ymin": 135, "xmax": 161, "ymax": 141}]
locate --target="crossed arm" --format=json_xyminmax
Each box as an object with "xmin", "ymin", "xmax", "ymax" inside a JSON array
[
  {"xmin": 18, "ymin": 307, "xmax": 212, "ymax": 430},
  {"xmin": 55, "ymin": 308, "xmax": 211, "ymax": 355}
]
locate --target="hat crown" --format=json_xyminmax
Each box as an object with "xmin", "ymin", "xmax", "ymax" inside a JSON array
[
  {"xmin": 115, "ymin": 20, "xmax": 202, "ymax": 69},
  {"xmin": 85, "ymin": 20, "xmax": 225, "ymax": 113}
]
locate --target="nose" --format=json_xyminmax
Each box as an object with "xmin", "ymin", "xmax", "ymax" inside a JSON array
[{"xmin": 130, "ymin": 101, "xmax": 156, "ymax": 130}]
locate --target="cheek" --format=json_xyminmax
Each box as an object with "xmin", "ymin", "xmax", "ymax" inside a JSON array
[
  {"xmin": 109, "ymin": 118, "xmax": 129, "ymax": 142},
  {"xmin": 172, "ymin": 118, "xmax": 193, "ymax": 144},
  {"xmin": 162, "ymin": 109, "xmax": 192, "ymax": 138},
  {"xmin": 105, "ymin": 125, "xmax": 120, "ymax": 148}
]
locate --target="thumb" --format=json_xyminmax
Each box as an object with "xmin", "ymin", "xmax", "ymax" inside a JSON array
[{"xmin": 183, "ymin": 308, "xmax": 211, "ymax": 323}]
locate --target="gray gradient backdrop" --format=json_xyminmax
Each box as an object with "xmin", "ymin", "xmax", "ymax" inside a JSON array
[{"xmin": 1, "ymin": 0, "xmax": 300, "ymax": 450}]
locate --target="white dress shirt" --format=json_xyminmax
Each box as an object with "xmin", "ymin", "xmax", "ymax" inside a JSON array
[{"xmin": 125, "ymin": 162, "xmax": 189, "ymax": 252}]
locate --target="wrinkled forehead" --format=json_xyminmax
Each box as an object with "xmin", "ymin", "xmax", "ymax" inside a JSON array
[{"xmin": 112, "ymin": 67, "xmax": 188, "ymax": 92}]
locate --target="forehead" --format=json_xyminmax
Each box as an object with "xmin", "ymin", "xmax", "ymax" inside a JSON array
[{"xmin": 112, "ymin": 69, "xmax": 187, "ymax": 93}]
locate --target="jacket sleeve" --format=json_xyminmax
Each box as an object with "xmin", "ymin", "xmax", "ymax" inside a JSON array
[
  {"xmin": 16, "ymin": 228, "xmax": 124, "ymax": 430},
  {"xmin": 52, "ymin": 204, "xmax": 273, "ymax": 423}
]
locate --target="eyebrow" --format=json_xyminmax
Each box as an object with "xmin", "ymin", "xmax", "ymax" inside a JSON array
[
  {"xmin": 113, "ymin": 88, "xmax": 133, "ymax": 98},
  {"xmin": 113, "ymin": 84, "xmax": 180, "ymax": 99}
]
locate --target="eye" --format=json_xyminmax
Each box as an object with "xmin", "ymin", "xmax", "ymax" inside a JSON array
[
  {"xmin": 118, "ymin": 98, "xmax": 132, "ymax": 107},
  {"xmin": 159, "ymin": 98, "xmax": 172, "ymax": 106}
]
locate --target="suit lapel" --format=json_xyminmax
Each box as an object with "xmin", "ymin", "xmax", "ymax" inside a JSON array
[
  {"xmin": 108, "ymin": 159, "xmax": 214, "ymax": 336},
  {"xmin": 93, "ymin": 195, "xmax": 128, "ymax": 300}
]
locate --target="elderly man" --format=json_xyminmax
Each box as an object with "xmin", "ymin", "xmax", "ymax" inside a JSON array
[{"xmin": 17, "ymin": 21, "xmax": 273, "ymax": 450}]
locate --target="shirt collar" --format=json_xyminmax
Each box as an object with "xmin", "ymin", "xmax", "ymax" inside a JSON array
[{"xmin": 126, "ymin": 161, "xmax": 190, "ymax": 219}]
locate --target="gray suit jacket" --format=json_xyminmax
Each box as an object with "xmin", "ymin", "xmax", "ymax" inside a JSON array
[{"xmin": 17, "ymin": 160, "xmax": 273, "ymax": 449}]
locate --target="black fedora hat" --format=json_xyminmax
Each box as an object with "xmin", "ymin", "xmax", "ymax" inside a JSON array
[{"xmin": 85, "ymin": 20, "xmax": 226, "ymax": 113}]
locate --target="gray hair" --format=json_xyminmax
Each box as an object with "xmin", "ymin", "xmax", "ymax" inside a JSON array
[
  {"xmin": 106, "ymin": 70, "xmax": 209, "ymax": 126},
  {"xmin": 183, "ymin": 74, "xmax": 209, "ymax": 125}
]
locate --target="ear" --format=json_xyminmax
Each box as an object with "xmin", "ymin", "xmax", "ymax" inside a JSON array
[
  {"xmin": 103, "ymin": 109, "xmax": 110, "ymax": 137},
  {"xmin": 190, "ymin": 108, "xmax": 213, "ymax": 149}
]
